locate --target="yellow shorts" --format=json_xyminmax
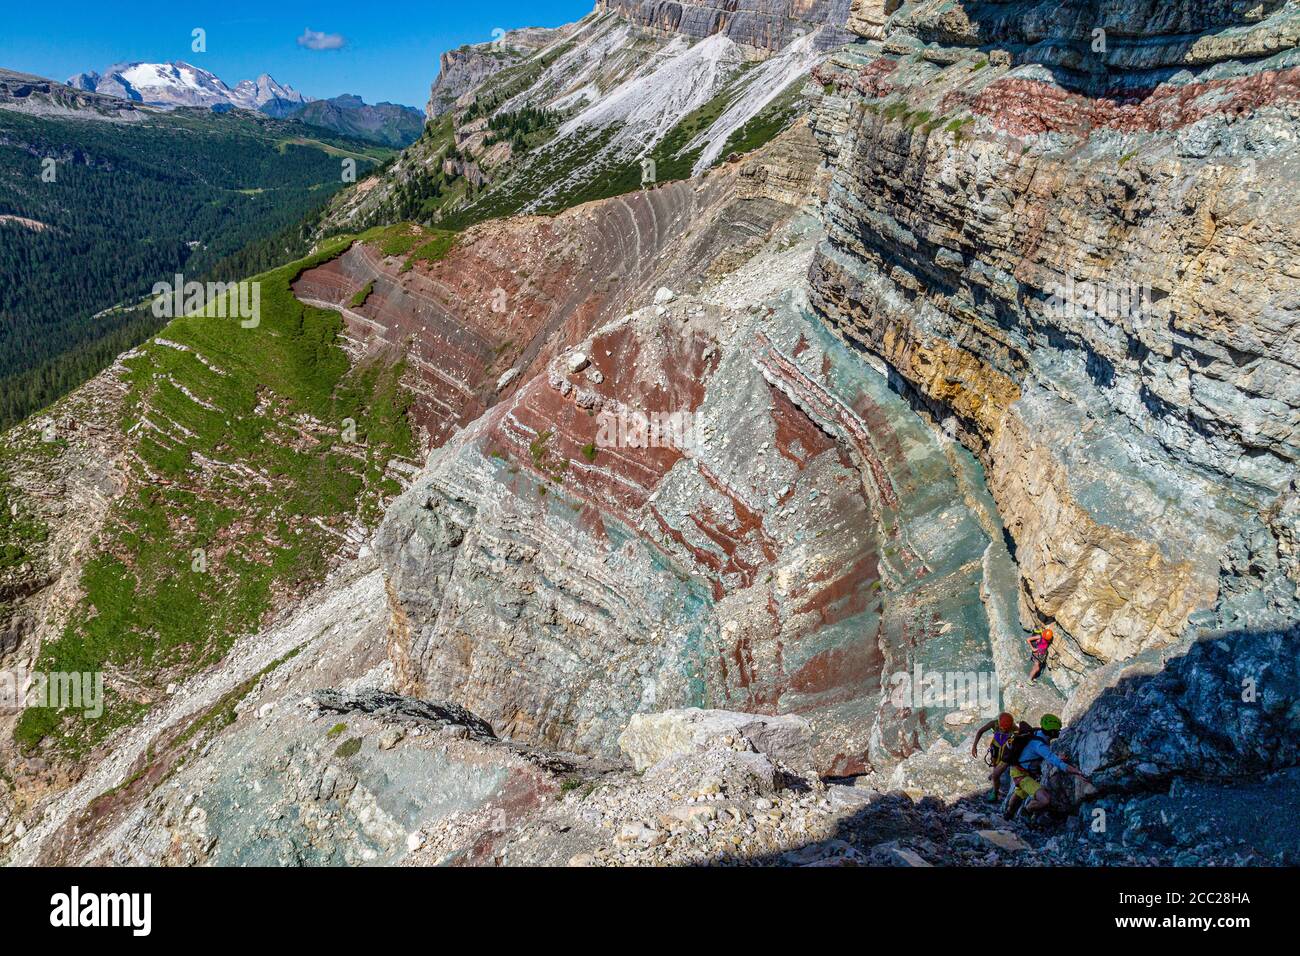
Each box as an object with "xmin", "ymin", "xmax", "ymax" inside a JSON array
[{"xmin": 1010, "ymin": 767, "xmax": 1041, "ymax": 799}]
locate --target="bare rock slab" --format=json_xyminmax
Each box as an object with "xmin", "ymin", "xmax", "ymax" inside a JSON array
[{"xmin": 618, "ymin": 707, "xmax": 814, "ymax": 772}]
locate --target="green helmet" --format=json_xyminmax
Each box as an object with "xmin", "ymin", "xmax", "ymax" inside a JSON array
[{"xmin": 1040, "ymin": 713, "xmax": 1062, "ymax": 732}]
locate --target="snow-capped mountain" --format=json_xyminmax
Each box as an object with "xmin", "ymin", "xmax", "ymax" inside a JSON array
[{"xmin": 67, "ymin": 62, "xmax": 309, "ymax": 114}]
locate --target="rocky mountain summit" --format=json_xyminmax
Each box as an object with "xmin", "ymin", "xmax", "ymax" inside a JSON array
[
  {"xmin": 426, "ymin": 25, "xmax": 576, "ymax": 119},
  {"xmin": 68, "ymin": 62, "xmax": 309, "ymax": 114},
  {"xmin": 1, "ymin": 0, "xmax": 1297, "ymax": 866},
  {"xmin": 292, "ymin": 95, "xmax": 425, "ymax": 148}
]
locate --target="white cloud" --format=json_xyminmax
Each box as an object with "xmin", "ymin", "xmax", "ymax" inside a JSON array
[{"xmin": 298, "ymin": 28, "xmax": 346, "ymax": 52}]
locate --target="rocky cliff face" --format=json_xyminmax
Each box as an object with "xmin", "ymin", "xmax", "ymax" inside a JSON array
[
  {"xmin": 808, "ymin": 0, "xmax": 1299, "ymax": 685},
  {"xmin": 324, "ymin": 7, "xmax": 835, "ymax": 235},
  {"xmin": 596, "ymin": 0, "xmax": 854, "ymax": 52},
  {"xmin": 426, "ymin": 26, "xmax": 572, "ymax": 119},
  {"xmin": 366, "ymin": 124, "xmax": 1066, "ymax": 777},
  {"xmin": 294, "ymin": 164, "xmax": 802, "ymax": 449},
  {"xmin": 1062, "ymin": 479, "xmax": 1300, "ymax": 798},
  {"xmin": 5, "ymin": 0, "xmax": 1298, "ymax": 867}
]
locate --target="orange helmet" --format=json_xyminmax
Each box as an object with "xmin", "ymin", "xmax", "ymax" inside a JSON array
[{"xmin": 1041, "ymin": 627, "xmax": 1053, "ymax": 641}]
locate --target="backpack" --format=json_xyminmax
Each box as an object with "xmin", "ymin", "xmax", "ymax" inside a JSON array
[{"xmin": 997, "ymin": 722, "xmax": 1037, "ymax": 769}]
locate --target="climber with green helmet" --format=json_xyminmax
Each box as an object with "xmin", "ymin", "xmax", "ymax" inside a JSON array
[{"xmin": 1003, "ymin": 713, "xmax": 1093, "ymax": 820}]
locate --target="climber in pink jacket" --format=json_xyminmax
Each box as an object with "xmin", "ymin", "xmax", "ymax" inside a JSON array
[{"xmin": 1027, "ymin": 626, "xmax": 1053, "ymax": 682}]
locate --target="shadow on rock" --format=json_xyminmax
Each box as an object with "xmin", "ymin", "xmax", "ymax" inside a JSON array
[{"xmin": 705, "ymin": 616, "xmax": 1300, "ymax": 867}]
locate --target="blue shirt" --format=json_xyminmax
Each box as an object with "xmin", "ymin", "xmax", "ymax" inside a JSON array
[{"xmin": 1019, "ymin": 734, "xmax": 1069, "ymax": 772}]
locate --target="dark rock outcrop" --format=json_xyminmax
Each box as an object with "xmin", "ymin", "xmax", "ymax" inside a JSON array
[
  {"xmin": 311, "ymin": 689, "xmax": 497, "ymax": 738},
  {"xmin": 1060, "ymin": 481, "xmax": 1300, "ymax": 796},
  {"xmin": 1068, "ymin": 769, "xmax": 1300, "ymax": 866}
]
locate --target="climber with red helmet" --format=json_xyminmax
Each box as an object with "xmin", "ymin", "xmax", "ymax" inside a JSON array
[
  {"xmin": 971, "ymin": 712, "xmax": 1019, "ymax": 803},
  {"xmin": 1027, "ymin": 625, "xmax": 1054, "ymax": 682}
]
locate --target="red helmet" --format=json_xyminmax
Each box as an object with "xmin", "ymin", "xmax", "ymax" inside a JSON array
[{"xmin": 997, "ymin": 713, "xmax": 1015, "ymax": 732}]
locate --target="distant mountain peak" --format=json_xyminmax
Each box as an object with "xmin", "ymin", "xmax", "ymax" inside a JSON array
[
  {"xmin": 292, "ymin": 94, "xmax": 425, "ymax": 147},
  {"xmin": 65, "ymin": 61, "xmax": 309, "ymax": 113},
  {"xmin": 60, "ymin": 61, "xmax": 424, "ymax": 144}
]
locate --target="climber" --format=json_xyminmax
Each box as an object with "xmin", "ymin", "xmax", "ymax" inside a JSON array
[
  {"xmin": 970, "ymin": 712, "xmax": 1019, "ymax": 803},
  {"xmin": 1003, "ymin": 713, "xmax": 1092, "ymax": 820},
  {"xmin": 1026, "ymin": 625, "xmax": 1053, "ymax": 682}
]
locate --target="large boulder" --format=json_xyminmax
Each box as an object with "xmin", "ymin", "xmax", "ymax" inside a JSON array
[
  {"xmin": 1062, "ymin": 621, "xmax": 1300, "ymax": 794},
  {"xmin": 618, "ymin": 708, "xmax": 815, "ymax": 772},
  {"xmin": 883, "ymin": 737, "xmax": 992, "ymax": 801}
]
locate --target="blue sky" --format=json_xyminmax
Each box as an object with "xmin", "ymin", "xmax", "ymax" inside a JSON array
[{"xmin": 0, "ymin": 0, "xmax": 592, "ymax": 108}]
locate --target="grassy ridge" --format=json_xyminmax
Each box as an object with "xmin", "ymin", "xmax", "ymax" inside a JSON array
[{"xmin": 14, "ymin": 236, "xmax": 415, "ymax": 754}]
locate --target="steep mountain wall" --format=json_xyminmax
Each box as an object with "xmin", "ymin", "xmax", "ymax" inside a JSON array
[
  {"xmin": 294, "ymin": 133, "xmax": 820, "ymax": 451},
  {"xmin": 426, "ymin": 26, "xmax": 574, "ymax": 119},
  {"xmin": 7, "ymin": 1, "xmax": 1299, "ymax": 866},
  {"xmin": 596, "ymin": 0, "xmax": 855, "ymax": 51},
  {"xmin": 365, "ymin": 125, "xmax": 1063, "ymax": 776},
  {"xmin": 329, "ymin": 7, "xmax": 835, "ymax": 234},
  {"xmin": 808, "ymin": 0, "xmax": 1300, "ymax": 687}
]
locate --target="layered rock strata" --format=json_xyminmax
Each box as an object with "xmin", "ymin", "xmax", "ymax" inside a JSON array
[
  {"xmin": 373, "ymin": 195, "xmax": 1046, "ymax": 776},
  {"xmin": 807, "ymin": 0, "xmax": 1300, "ymax": 685},
  {"xmin": 597, "ymin": 0, "xmax": 855, "ymax": 52}
]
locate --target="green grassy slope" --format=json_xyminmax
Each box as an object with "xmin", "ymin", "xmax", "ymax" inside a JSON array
[{"xmin": 12, "ymin": 236, "xmax": 415, "ymax": 755}]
